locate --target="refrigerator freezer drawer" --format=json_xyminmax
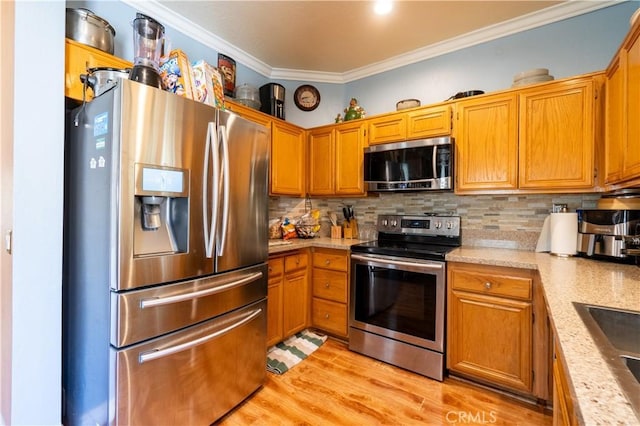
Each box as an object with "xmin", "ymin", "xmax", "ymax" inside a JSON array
[
  {"xmin": 111, "ymin": 263, "xmax": 267, "ymax": 347},
  {"xmin": 113, "ymin": 298, "xmax": 266, "ymax": 425}
]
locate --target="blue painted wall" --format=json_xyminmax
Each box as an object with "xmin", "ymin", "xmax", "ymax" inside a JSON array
[{"xmin": 68, "ymin": 1, "xmax": 639, "ymax": 129}]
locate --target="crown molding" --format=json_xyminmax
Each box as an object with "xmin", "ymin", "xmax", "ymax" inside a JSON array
[{"xmin": 122, "ymin": 0, "xmax": 621, "ymax": 84}]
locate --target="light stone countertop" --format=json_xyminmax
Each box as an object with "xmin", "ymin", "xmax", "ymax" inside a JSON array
[
  {"xmin": 267, "ymin": 237, "xmax": 368, "ymax": 255},
  {"xmin": 448, "ymin": 247, "xmax": 640, "ymax": 425},
  {"xmin": 268, "ymin": 239, "xmax": 640, "ymax": 424}
]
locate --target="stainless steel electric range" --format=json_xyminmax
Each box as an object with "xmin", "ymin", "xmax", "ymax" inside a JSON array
[{"xmin": 349, "ymin": 213, "xmax": 461, "ymax": 381}]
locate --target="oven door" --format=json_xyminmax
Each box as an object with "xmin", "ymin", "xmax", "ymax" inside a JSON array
[{"xmin": 349, "ymin": 253, "xmax": 445, "ymax": 352}]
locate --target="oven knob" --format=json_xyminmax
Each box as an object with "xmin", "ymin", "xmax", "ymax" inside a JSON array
[
  {"xmin": 391, "ymin": 220, "xmax": 398, "ymax": 227},
  {"xmin": 446, "ymin": 221, "xmax": 456, "ymax": 229},
  {"xmin": 382, "ymin": 219, "xmax": 388, "ymax": 226},
  {"xmin": 434, "ymin": 221, "xmax": 442, "ymax": 229}
]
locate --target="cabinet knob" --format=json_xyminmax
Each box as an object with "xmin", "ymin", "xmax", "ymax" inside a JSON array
[
  {"xmin": 484, "ymin": 282, "xmax": 492, "ymax": 289},
  {"xmin": 268, "ymin": 267, "xmax": 272, "ymax": 273},
  {"xmin": 296, "ymin": 258, "xmax": 300, "ymax": 265},
  {"xmin": 325, "ymin": 259, "xmax": 331, "ymax": 266},
  {"xmin": 324, "ymin": 313, "xmax": 330, "ymax": 319},
  {"xmin": 324, "ymin": 282, "xmax": 330, "ymax": 288}
]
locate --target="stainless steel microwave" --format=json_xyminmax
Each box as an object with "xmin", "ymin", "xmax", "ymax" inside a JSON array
[{"xmin": 364, "ymin": 136, "xmax": 453, "ymax": 192}]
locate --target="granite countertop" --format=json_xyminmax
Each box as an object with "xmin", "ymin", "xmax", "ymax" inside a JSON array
[
  {"xmin": 268, "ymin": 237, "xmax": 368, "ymax": 255},
  {"xmin": 268, "ymin": 239, "xmax": 640, "ymax": 424},
  {"xmin": 448, "ymin": 247, "xmax": 640, "ymax": 425}
]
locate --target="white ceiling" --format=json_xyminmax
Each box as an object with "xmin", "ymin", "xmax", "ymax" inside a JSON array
[{"xmin": 124, "ymin": 0, "xmax": 619, "ymax": 83}]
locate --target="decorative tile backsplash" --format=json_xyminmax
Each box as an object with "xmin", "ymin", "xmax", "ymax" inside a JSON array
[{"xmin": 269, "ymin": 192, "xmax": 601, "ymax": 251}]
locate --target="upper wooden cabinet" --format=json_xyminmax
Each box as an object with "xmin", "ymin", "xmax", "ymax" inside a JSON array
[
  {"xmin": 368, "ymin": 104, "xmax": 452, "ymax": 145},
  {"xmin": 308, "ymin": 126, "xmax": 335, "ymax": 196},
  {"xmin": 271, "ymin": 121, "xmax": 307, "ymax": 197},
  {"xmin": 455, "ymin": 93, "xmax": 519, "ymax": 191},
  {"xmin": 308, "ymin": 120, "xmax": 367, "ymax": 197},
  {"xmin": 225, "ymin": 99, "xmax": 272, "ymax": 129},
  {"xmin": 518, "ymin": 77, "xmax": 597, "ymax": 190},
  {"xmin": 406, "ymin": 104, "xmax": 452, "ymax": 139},
  {"xmin": 226, "ymin": 100, "xmax": 306, "ymax": 197},
  {"xmin": 455, "ymin": 75, "xmax": 602, "ymax": 193},
  {"xmin": 367, "ymin": 113, "xmax": 407, "ymax": 145},
  {"xmin": 604, "ymin": 19, "xmax": 640, "ymax": 188},
  {"xmin": 65, "ymin": 38, "xmax": 132, "ymax": 102}
]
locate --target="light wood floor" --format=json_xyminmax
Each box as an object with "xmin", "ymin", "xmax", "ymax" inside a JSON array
[{"xmin": 217, "ymin": 338, "xmax": 552, "ymax": 425}]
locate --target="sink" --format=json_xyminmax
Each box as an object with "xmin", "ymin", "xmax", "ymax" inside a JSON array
[{"xmin": 573, "ymin": 303, "xmax": 640, "ymax": 417}]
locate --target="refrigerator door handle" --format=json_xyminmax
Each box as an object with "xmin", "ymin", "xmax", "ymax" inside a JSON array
[
  {"xmin": 203, "ymin": 122, "xmax": 219, "ymax": 258},
  {"xmin": 138, "ymin": 308, "xmax": 263, "ymax": 364},
  {"xmin": 139, "ymin": 271, "xmax": 263, "ymax": 308},
  {"xmin": 217, "ymin": 122, "xmax": 230, "ymax": 256}
]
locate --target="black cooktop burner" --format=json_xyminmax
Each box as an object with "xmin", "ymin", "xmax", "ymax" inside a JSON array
[{"xmin": 350, "ymin": 240, "xmax": 457, "ymax": 261}]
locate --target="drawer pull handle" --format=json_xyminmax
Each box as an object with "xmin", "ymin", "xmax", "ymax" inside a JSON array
[
  {"xmin": 324, "ymin": 282, "xmax": 330, "ymax": 288},
  {"xmin": 325, "ymin": 259, "xmax": 331, "ymax": 265},
  {"xmin": 484, "ymin": 282, "xmax": 492, "ymax": 289},
  {"xmin": 324, "ymin": 313, "xmax": 330, "ymax": 319}
]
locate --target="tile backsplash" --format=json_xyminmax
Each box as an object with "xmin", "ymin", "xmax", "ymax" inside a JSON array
[{"xmin": 269, "ymin": 192, "xmax": 600, "ymax": 251}]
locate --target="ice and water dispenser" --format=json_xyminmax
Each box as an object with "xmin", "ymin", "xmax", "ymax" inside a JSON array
[{"xmin": 134, "ymin": 165, "xmax": 189, "ymax": 256}]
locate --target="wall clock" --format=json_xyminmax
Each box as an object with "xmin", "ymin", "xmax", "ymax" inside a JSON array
[{"xmin": 294, "ymin": 85, "xmax": 321, "ymax": 111}]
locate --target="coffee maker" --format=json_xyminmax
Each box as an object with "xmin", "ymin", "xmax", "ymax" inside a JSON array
[
  {"xmin": 259, "ymin": 83, "xmax": 285, "ymax": 119},
  {"xmin": 129, "ymin": 13, "xmax": 164, "ymax": 88},
  {"xmin": 577, "ymin": 209, "xmax": 640, "ymax": 264}
]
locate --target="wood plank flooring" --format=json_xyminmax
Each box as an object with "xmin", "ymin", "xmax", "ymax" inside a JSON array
[{"xmin": 216, "ymin": 338, "xmax": 552, "ymax": 425}]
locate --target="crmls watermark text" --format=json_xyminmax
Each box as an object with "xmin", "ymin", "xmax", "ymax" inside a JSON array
[{"xmin": 445, "ymin": 410, "xmax": 498, "ymax": 424}]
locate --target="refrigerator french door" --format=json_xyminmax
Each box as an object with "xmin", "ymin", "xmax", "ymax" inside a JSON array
[{"xmin": 63, "ymin": 79, "xmax": 270, "ymax": 425}]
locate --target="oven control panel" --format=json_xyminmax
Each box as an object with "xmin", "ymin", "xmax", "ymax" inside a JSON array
[{"xmin": 377, "ymin": 214, "xmax": 460, "ymax": 238}]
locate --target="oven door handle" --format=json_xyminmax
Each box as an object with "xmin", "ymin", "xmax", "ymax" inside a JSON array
[{"xmin": 351, "ymin": 254, "xmax": 444, "ymax": 270}]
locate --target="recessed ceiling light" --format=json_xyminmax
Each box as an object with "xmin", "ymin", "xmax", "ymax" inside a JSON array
[{"xmin": 374, "ymin": 0, "xmax": 393, "ymax": 15}]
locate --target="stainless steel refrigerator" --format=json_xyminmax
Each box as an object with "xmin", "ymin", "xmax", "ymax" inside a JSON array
[{"xmin": 63, "ymin": 78, "xmax": 270, "ymax": 425}]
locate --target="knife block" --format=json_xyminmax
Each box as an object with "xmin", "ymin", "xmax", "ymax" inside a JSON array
[{"xmin": 331, "ymin": 226, "xmax": 342, "ymax": 239}]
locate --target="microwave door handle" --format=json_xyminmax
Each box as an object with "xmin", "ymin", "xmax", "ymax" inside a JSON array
[
  {"xmin": 216, "ymin": 120, "xmax": 230, "ymax": 257},
  {"xmin": 138, "ymin": 308, "xmax": 263, "ymax": 364},
  {"xmin": 432, "ymin": 145, "xmax": 438, "ymax": 179}
]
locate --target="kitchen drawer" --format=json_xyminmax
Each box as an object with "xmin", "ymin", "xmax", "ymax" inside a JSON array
[
  {"xmin": 312, "ymin": 298, "xmax": 347, "ymax": 337},
  {"xmin": 312, "ymin": 269, "xmax": 347, "ymax": 303},
  {"xmin": 450, "ymin": 266, "xmax": 532, "ymax": 300},
  {"xmin": 312, "ymin": 249, "xmax": 348, "ymax": 271},
  {"xmin": 268, "ymin": 257, "xmax": 284, "ymax": 277},
  {"xmin": 284, "ymin": 251, "xmax": 308, "ymax": 272}
]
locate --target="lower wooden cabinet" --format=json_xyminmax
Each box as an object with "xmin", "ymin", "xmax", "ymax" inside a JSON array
[
  {"xmin": 447, "ymin": 262, "xmax": 548, "ymax": 399},
  {"xmin": 552, "ymin": 335, "xmax": 578, "ymax": 426},
  {"xmin": 311, "ymin": 248, "xmax": 349, "ymax": 338},
  {"xmin": 267, "ymin": 250, "xmax": 310, "ymax": 346}
]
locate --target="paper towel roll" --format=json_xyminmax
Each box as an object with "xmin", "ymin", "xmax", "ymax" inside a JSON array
[
  {"xmin": 550, "ymin": 212, "xmax": 578, "ymax": 256},
  {"xmin": 535, "ymin": 215, "xmax": 551, "ymax": 252}
]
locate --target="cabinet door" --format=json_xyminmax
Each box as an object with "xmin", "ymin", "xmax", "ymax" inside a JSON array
[
  {"xmin": 518, "ymin": 79, "xmax": 595, "ymax": 190},
  {"xmin": 267, "ymin": 275, "xmax": 283, "ymax": 347},
  {"xmin": 308, "ymin": 127, "xmax": 335, "ymax": 196},
  {"xmin": 367, "ymin": 113, "xmax": 407, "ymax": 145},
  {"xmin": 271, "ymin": 122, "xmax": 306, "ymax": 196},
  {"xmin": 334, "ymin": 121, "xmax": 367, "ymax": 195},
  {"xmin": 605, "ymin": 55, "xmax": 625, "ymax": 184},
  {"xmin": 282, "ymin": 269, "xmax": 308, "ymax": 337},
  {"xmin": 448, "ymin": 290, "xmax": 533, "ymax": 394},
  {"xmin": 65, "ymin": 38, "xmax": 132, "ymax": 101},
  {"xmin": 623, "ymin": 25, "xmax": 640, "ymax": 181},
  {"xmin": 266, "ymin": 258, "xmax": 284, "ymax": 347},
  {"xmin": 407, "ymin": 104, "xmax": 452, "ymax": 139},
  {"xmin": 455, "ymin": 94, "xmax": 518, "ymax": 191}
]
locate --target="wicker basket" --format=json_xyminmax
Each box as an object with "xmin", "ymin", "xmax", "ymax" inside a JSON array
[{"xmin": 295, "ymin": 224, "xmax": 317, "ymax": 239}]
